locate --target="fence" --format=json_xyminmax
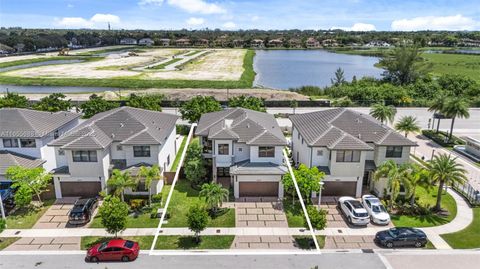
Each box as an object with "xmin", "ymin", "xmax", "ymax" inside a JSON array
[{"xmin": 452, "ymin": 180, "xmax": 480, "ymax": 206}]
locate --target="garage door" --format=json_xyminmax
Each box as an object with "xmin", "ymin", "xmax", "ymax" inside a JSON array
[
  {"xmin": 60, "ymin": 182, "xmax": 102, "ymax": 198},
  {"xmin": 239, "ymin": 182, "xmax": 278, "ymax": 197},
  {"xmin": 322, "ymin": 181, "xmax": 356, "ymax": 196}
]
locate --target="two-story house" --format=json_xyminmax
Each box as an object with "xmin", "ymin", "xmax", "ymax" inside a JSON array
[
  {"xmin": 0, "ymin": 108, "xmax": 80, "ymax": 177},
  {"xmin": 49, "ymin": 107, "xmax": 179, "ymax": 198},
  {"xmin": 289, "ymin": 108, "xmax": 417, "ymax": 198},
  {"xmin": 196, "ymin": 108, "xmax": 288, "ymax": 199}
]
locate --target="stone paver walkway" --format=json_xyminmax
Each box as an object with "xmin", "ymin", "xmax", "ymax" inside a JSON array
[
  {"xmin": 4, "ymin": 237, "xmax": 80, "ymax": 251},
  {"xmin": 33, "ymin": 198, "xmax": 97, "ymax": 229},
  {"xmin": 324, "ymin": 235, "xmax": 378, "ymax": 249},
  {"xmin": 235, "ymin": 202, "xmax": 288, "ymax": 228},
  {"xmin": 232, "ymin": 235, "xmax": 296, "ymax": 249}
]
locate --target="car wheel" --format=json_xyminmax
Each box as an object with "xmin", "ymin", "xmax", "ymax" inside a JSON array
[
  {"xmin": 386, "ymin": 242, "xmax": 394, "ymax": 248},
  {"xmin": 122, "ymin": 256, "xmax": 130, "ymax": 262},
  {"xmin": 415, "ymin": 241, "xmax": 423, "ymax": 248},
  {"xmin": 348, "ymin": 216, "xmax": 352, "ymax": 224},
  {"xmin": 90, "ymin": 256, "xmax": 99, "ymax": 263}
]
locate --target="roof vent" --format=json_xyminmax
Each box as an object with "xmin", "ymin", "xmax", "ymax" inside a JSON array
[
  {"xmin": 355, "ymin": 118, "xmax": 361, "ymax": 123},
  {"xmin": 111, "ymin": 133, "xmax": 115, "ymax": 138},
  {"xmin": 120, "ymin": 123, "xmax": 124, "ymax": 128},
  {"xmin": 358, "ymin": 133, "xmax": 362, "ymax": 139},
  {"xmin": 225, "ymin": 119, "xmax": 233, "ymax": 128},
  {"xmin": 246, "ymin": 123, "xmax": 250, "ymax": 128}
]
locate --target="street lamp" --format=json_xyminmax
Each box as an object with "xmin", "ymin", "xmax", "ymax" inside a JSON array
[{"xmin": 317, "ymin": 181, "xmax": 325, "ymax": 207}]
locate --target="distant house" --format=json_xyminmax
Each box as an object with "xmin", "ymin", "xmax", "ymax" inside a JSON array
[
  {"xmin": 306, "ymin": 37, "xmax": 320, "ymax": 48},
  {"xmin": 268, "ymin": 39, "xmax": 284, "ymax": 48},
  {"xmin": 175, "ymin": 38, "xmax": 191, "ymax": 47},
  {"xmin": 250, "ymin": 39, "xmax": 264, "ymax": 48},
  {"xmin": 194, "ymin": 38, "xmax": 209, "ymax": 47},
  {"xmin": 459, "ymin": 38, "xmax": 480, "ymax": 47},
  {"xmin": 138, "ymin": 38, "xmax": 154, "ymax": 46},
  {"xmin": 233, "ymin": 39, "xmax": 245, "ymax": 48},
  {"xmin": 14, "ymin": 43, "xmax": 25, "ymax": 53},
  {"xmin": 322, "ymin": 39, "xmax": 338, "ymax": 47},
  {"xmin": 120, "ymin": 38, "xmax": 138, "ymax": 45},
  {"xmin": 0, "ymin": 43, "xmax": 14, "ymax": 54},
  {"xmin": 158, "ymin": 38, "xmax": 171, "ymax": 47},
  {"xmin": 288, "ymin": 38, "xmax": 302, "ymax": 48},
  {"xmin": 214, "ymin": 36, "xmax": 230, "ymax": 47},
  {"xmin": 365, "ymin": 40, "xmax": 391, "ymax": 47}
]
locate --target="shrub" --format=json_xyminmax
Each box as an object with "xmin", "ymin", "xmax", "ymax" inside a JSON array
[
  {"xmin": 129, "ymin": 199, "xmax": 146, "ymax": 211},
  {"xmin": 422, "ymin": 130, "xmax": 465, "ymax": 147},
  {"xmin": 304, "ymin": 205, "xmax": 327, "ymax": 230},
  {"xmin": 176, "ymin": 124, "xmax": 190, "ymax": 135},
  {"xmin": 0, "ymin": 218, "xmax": 6, "ymax": 233},
  {"xmin": 151, "ymin": 193, "xmax": 162, "ymax": 204}
]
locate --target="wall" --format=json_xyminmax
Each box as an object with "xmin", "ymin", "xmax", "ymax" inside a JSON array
[
  {"xmin": 329, "ymin": 150, "xmax": 366, "ymax": 177},
  {"xmin": 374, "ymin": 146, "xmax": 411, "ymax": 166},
  {"xmin": 213, "ymin": 139, "xmax": 233, "ymax": 167},
  {"xmin": 66, "ymin": 148, "xmax": 110, "ymax": 179},
  {"xmin": 233, "ymin": 142, "xmax": 250, "ymax": 163},
  {"xmin": 249, "ymin": 146, "xmax": 283, "ymax": 164},
  {"xmin": 291, "ymin": 126, "xmax": 311, "ymax": 166},
  {"xmin": 310, "ymin": 147, "xmax": 330, "ymax": 167},
  {"xmin": 157, "ymin": 128, "xmax": 177, "ymax": 172},
  {"xmin": 124, "ymin": 144, "xmax": 160, "ymax": 167}
]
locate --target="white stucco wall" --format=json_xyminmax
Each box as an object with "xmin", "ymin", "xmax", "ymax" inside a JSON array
[
  {"xmin": 233, "ymin": 142, "xmax": 250, "ymax": 163},
  {"xmin": 249, "ymin": 146, "xmax": 283, "ymax": 164},
  {"xmin": 374, "ymin": 146, "xmax": 411, "ymax": 166},
  {"xmin": 213, "ymin": 139, "xmax": 233, "ymax": 167}
]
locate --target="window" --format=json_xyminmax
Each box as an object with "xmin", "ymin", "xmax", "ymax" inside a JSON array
[
  {"xmin": 54, "ymin": 130, "xmax": 59, "ymax": 139},
  {"xmin": 3, "ymin": 138, "xmax": 18, "ymax": 148},
  {"xmin": 133, "ymin": 146, "xmax": 151, "ymax": 157},
  {"xmin": 72, "ymin": 150, "xmax": 97, "ymax": 162},
  {"xmin": 386, "ymin": 146, "xmax": 403, "ymax": 158},
  {"xmin": 167, "ymin": 154, "xmax": 170, "ymax": 165},
  {"xmin": 317, "ymin": 149, "xmax": 323, "ymax": 156},
  {"xmin": 336, "ymin": 150, "xmax": 361, "ymax": 162},
  {"xmin": 238, "ymin": 147, "xmax": 243, "ymax": 152},
  {"xmin": 258, "ymin": 146, "xmax": 275, "ymax": 158},
  {"xmin": 20, "ymin": 139, "xmax": 36, "ymax": 148},
  {"xmin": 116, "ymin": 145, "xmax": 123, "ymax": 151},
  {"xmin": 218, "ymin": 144, "xmax": 229, "ymax": 155},
  {"xmin": 217, "ymin": 167, "xmax": 230, "ymax": 177},
  {"xmin": 58, "ymin": 149, "xmax": 65, "ymax": 156}
]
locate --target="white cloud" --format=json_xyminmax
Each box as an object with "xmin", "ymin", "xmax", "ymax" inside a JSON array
[
  {"xmin": 90, "ymin": 14, "xmax": 120, "ymax": 23},
  {"xmin": 56, "ymin": 14, "xmax": 121, "ymax": 29},
  {"xmin": 139, "ymin": 0, "xmax": 164, "ymax": 5},
  {"xmin": 391, "ymin": 15, "xmax": 478, "ymax": 31},
  {"xmin": 222, "ymin": 21, "xmax": 236, "ymax": 29},
  {"xmin": 141, "ymin": 0, "xmax": 225, "ymax": 14},
  {"xmin": 331, "ymin": 23, "xmax": 376, "ymax": 31},
  {"xmin": 186, "ymin": 17, "xmax": 205, "ymax": 26},
  {"xmin": 251, "ymin": 15, "xmax": 259, "ymax": 22},
  {"xmin": 67, "ymin": 4, "xmax": 74, "ymax": 8},
  {"xmin": 57, "ymin": 17, "xmax": 93, "ymax": 28}
]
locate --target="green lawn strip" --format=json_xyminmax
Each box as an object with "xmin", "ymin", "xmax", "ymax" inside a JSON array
[
  {"xmin": 441, "ymin": 207, "xmax": 480, "ymax": 248},
  {"xmin": 89, "ymin": 209, "xmax": 160, "ymax": 228},
  {"xmin": 161, "ymin": 180, "xmax": 235, "ymax": 228},
  {"xmin": 0, "ymin": 237, "xmax": 20, "ymax": 250},
  {"xmin": 5, "ymin": 199, "xmax": 54, "ymax": 229},
  {"xmin": 293, "ymin": 235, "xmax": 325, "ymax": 249},
  {"xmin": 391, "ymin": 186, "xmax": 457, "ymax": 228},
  {"xmin": 75, "ymin": 47, "xmax": 142, "ymax": 56},
  {"xmin": 0, "ymin": 56, "xmax": 103, "ymax": 69},
  {"xmin": 155, "ymin": 235, "xmax": 234, "ymax": 250},
  {"xmin": 81, "ymin": 236, "xmax": 154, "ymax": 250},
  {"xmin": 169, "ymin": 136, "xmax": 187, "ymax": 172},
  {"xmin": 425, "ymin": 240, "xmax": 436, "ymax": 249},
  {"xmin": 148, "ymin": 58, "xmax": 183, "ymax": 70},
  {"xmin": 421, "ymin": 53, "xmax": 480, "ymax": 83},
  {"xmin": 184, "ymin": 50, "xmax": 201, "ymax": 57},
  {"xmin": 283, "ymin": 198, "xmax": 306, "ymax": 228}
]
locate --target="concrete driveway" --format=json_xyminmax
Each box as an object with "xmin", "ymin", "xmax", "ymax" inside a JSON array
[
  {"xmin": 324, "ymin": 235, "xmax": 379, "ymax": 249},
  {"xmin": 4, "ymin": 237, "xmax": 80, "ymax": 251},
  {"xmin": 33, "ymin": 198, "xmax": 97, "ymax": 229}
]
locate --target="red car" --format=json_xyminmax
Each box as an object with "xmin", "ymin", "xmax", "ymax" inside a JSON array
[{"xmin": 86, "ymin": 239, "xmax": 139, "ymax": 262}]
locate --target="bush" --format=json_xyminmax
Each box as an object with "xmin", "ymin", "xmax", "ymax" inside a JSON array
[
  {"xmin": 0, "ymin": 218, "xmax": 5, "ymax": 233},
  {"xmin": 151, "ymin": 193, "xmax": 162, "ymax": 204},
  {"xmin": 304, "ymin": 205, "xmax": 327, "ymax": 230},
  {"xmin": 176, "ymin": 124, "xmax": 190, "ymax": 136},
  {"xmin": 422, "ymin": 130, "xmax": 465, "ymax": 147},
  {"xmin": 129, "ymin": 199, "xmax": 146, "ymax": 211}
]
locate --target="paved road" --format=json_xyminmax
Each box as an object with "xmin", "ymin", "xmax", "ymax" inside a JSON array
[{"xmin": 383, "ymin": 252, "xmax": 480, "ymax": 269}]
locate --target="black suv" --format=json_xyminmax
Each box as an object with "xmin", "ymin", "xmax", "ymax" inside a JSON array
[{"xmin": 68, "ymin": 198, "xmax": 98, "ymax": 225}]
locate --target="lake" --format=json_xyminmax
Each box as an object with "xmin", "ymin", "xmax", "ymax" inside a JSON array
[{"xmin": 253, "ymin": 50, "xmax": 383, "ymax": 89}]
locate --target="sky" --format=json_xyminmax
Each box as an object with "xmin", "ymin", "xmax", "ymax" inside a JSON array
[{"xmin": 0, "ymin": 0, "xmax": 479, "ymax": 31}]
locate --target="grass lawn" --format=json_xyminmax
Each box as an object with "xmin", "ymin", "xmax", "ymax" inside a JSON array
[
  {"xmin": 293, "ymin": 236, "xmax": 325, "ymax": 249},
  {"xmin": 283, "ymin": 198, "xmax": 306, "ymax": 228},
  {"xmin": 422, "ymin": 53, "xmax": 480, "ymax": 82},
  {"xmin": 89, "ymin": 209, "xmax": 160, "ymax": 228},
  {"xmin": 5, "ymin": 199, "xmax": 54, "ymax": 229},
  {"xmin": 0, "ymin": 237, "xmax": 20, "ymax": 250},
  {"xmin": 441, "ymin": 207, "xmax": 480, "ymax": 248},
  {"xmin": 169, "ymin": 136, "xmax": 186, "ymax": 172},
  {"xmin": 162, "ymin": 180, "xmax": 235, "ymax": 227},
  {"xmin": 391, "ymin": 186, "xmax": 457, "ymax": 228}
]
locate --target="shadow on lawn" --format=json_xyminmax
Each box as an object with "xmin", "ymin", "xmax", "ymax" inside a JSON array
[
  {"xmin": 391, "ymin": 213, "xmax": 450, "ymax": 226},
  {"xmin": 174, "ymin": 180, "xmax": 200, "ymax": 198}
]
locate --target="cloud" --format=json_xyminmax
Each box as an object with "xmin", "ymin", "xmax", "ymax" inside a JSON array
[
  {"xmin": 139, "ymin": 0, "xmax": 164, "ymax": 5},
  {"xmin": 57, "ymin": 17, "xmax": 93, "ymax": 28},
  {"xmin": 391, "ymin": 15, "xmax": 478, "ymax": 31},
  {"xmin": 331, "ymin": 22, "xmax": 376, "ymax": 31},
  {"xmin": 56, "ymin": 14, "xmax": 120, "ymax": 28},
  {"xmin": 186, "ymin": 17, "xmax": 205, "ymax": 26},
  {"xmin": 90, "ymin": 14, "xmax": 120, "ymax": 23},
  {"xmin": 67, "ymin": 4, "xmax": 74, "ymax": 8},
  {"xmin": 140, "ymin": 0, "xmax": 225, "ymax": 14},
  {"xmin": 251, "ymin": 15, "xmax": 259, "ymax": 22},
  {"xmin": 222, "ymin": 21, "xmax": 236, "ymax": 29}
]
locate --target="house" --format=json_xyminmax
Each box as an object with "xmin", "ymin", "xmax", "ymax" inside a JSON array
[
  {"xmin": 322, "ymin": 39, "xmax": 338, "ymax": 47},
  {"xmin": 214, "ymin": 35, "xmax": 230, "ymax": 47},
  {"xmin": 49, "ymin": 107, "xmax": 179, "ymax": 199},
  {"xmin": 175, "ymin": 38, "xmax": 191, "ymax": 47},
  {"xmin": 268, "ymin": 39, "xmax": 284, "ymax": 48},
  {"xmin": 459, "ymin": 38, "xmax": 480, "ymax": 47},
  {"xmin": 365, "ymin": 40, "xmax": 391, "ymax": 47},
  {"xmin": 250, "ymin": 39, "xmax": 264, "ymax": 48},
  {"xmin": 0, "ymin": 108, "xmax": 81, "ymax": 173},
  {"xmin": 158, "ymin": 38, "xmax": 171, "ymax": 47},
  {"xmin": 306, "ymin": 37, "xmax": 320, "ymax": 48},
  {"xmin": 194, "ymin": 39, "xmax": 209, "ymax": 47},
  {"xmin": 288, "ymin": 38, "xmax": 302, "ymax": 48},
  {"xmin": 138, "ymin": 38, "xmax": 154, "ymax": 46},
  {"xmin": 120, "ymin": 38, "xmax": 138, "ymax": 45},
  {"xmin": 0, "ymin": 151, "xmax": 45, "ymax": 181},
  {"xmin": 233, "ymin": 39, "xmax": 244, "ymax": 48},
  {"xmin": 196, "ymin": 108, "xmax": 288, "ymax": 199},
  {"xmin": 289, "ymin": 108, "xmax": 417, "ymax": 198}
]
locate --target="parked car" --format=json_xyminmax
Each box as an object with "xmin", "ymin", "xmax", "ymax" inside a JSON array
[
  {"xmin": 0, "ymin": 182, "xmax": 15, "ymax": 209},
  {"xmin": 338, "ymin": 196, "xmax": 369, "ymax": 226},
  {"xmin": 375, "ymin": 227, "xmax": 428, "ymax": 248},
  {"xmin": 68, "ymin": 198, "xmax": 97, "ymax": 225},
  {"xmin": 361, "ymin": 195, "xmax": 390, "ymax": 225},
  {"xmin": 86, "ymin": 239, "xmax": 139, "ymax": 262}
]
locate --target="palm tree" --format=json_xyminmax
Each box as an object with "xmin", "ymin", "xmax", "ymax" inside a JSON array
[
  {"xmin": 428, "ymin": 154, "xmax": 467, "ymax": 212},
  {"xmin": 428, "ymin": 94, "xmax": 446, "ymax": 133},
  {"xmin": 108, "ymin": 169, "xmax": 136, "ymax": 202},
  {"xmin": 138, "ymin": 165, "xmax": 161, "ymax": 206},
  {"xmin": 199, "ymin": 182, "xmax": 229, "ymax": 215},
  {"xmin": 395, "ymin": 116, "xmax": 421, "ymax": 137},
  {"xmin": 369, "ymin": 103, "xmax": 397, "ymax": 125},
  {"xmin": 442, "ymin": 97, "xmax": 470, "ymax": 141},
  {"xmin": 374, "ymin": 160, "xmax": 407, "ymax": 210},
  {"xmin": 402, "ymin": 163, "xmax": 431, "ymax": 207}
]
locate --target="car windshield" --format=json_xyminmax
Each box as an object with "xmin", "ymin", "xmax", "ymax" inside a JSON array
[
  {"xmin": 98, "ymin": 242, "xmax": 108, "ymax": 252},
  {"xmin": 353, "ymin": 211, "xmax": 368, "ymax": 218},
  {"xmin": 372, "ymin": 205, "xmax": 386, "ymax": 213},
  {"xmin": 124, "ymin": 240, "xmax": 134, "ymax": 249},
  {"xmin": 388, "ymin": 229, "xmax": 400, "ymax": 237}
]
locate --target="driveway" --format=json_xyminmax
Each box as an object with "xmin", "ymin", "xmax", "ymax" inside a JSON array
[
  {"xmin": 4, "ymin": 237, "xmax": 80, "ymax": 251},
  {"xmin": 324, "ymin": 235, "xmax": 379, "ymax": 249},
  {"xmin": 33, "ymin": 198, "xmax": 97, "ymax": 229}
]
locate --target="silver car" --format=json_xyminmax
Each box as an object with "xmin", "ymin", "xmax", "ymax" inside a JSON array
[
  {"xmin": 338, "ymin": 196, "xmax": 370, "ymax": 226},
  {"xmin": 362, "ymin": 195, "xmax": 391, "ymax": 225}
]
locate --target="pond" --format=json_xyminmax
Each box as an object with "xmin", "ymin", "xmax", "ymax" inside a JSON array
[
  {"xmin": 0, "ymin": 59, "xmax": 84, "ymax": 73},
  {"xmin": 253, "ymin": 49, "xmax": 383, "ymax": 89}
]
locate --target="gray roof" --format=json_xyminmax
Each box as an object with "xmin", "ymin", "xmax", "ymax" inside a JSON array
[
  {"xmin": 230, "ymin": 161, "xmax": 288, "ymax": 175},
  {"xmin": 289, "ymin": 108, "xmax": 417, "ymax": 150},
  {"xmin": 196, "ymin": 108, "xmax": 287, "ymax": 146},
  {"xmin": 0, "ymin": 150, "xmax": 45, "ymax": 175},
  {"xmin": 50, "ymin": 107, "xmax": 179, "ymax": 149},
  {"xmin": 0, "ymin": 108, "xmax": 80, "ymax": 138}
]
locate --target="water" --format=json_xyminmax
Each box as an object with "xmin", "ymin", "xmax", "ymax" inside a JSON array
[
  {"xmin": 0, "ymin": 59, "xmax": 84, "ymax": 73},
  {"xmin": 0, "ymin": 85, "xmax": 119, "ymax": 94},
  {"xmin": 253, "ymin": 50, "xmax": 383, "ymax": 89}
]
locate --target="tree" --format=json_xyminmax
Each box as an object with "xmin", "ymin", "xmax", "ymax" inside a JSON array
[
  {"xmin": 33, "ymin": 93, "xmax": 72, "ymax": 112},
  {"xmin": 395, "ymin": 116, "xmax": 420, "ymax": 137},
  {"xmin": 402, "ymin": 163, "xmax": 431, "ymax": 207},
  {"xmin": 282, "ymin": 164, "xmax": 324, "ymax": 204},
  {"xmin": 180, "ymin": 96, "xmax": 222, "ymax": 123},
  {"xmin": 126, "ymin": 93, "xmax": 163, "ymax": 111},
  {"xmin": 80, "ymin": 94, "xmax": 119, "ymax": 118},
  {"xmin": 369, "ymin": 103, "xmax": 397, "ymax": 125},
  {"xmin": 442, "ymin": 97, "xmax": 470, "ymax": 141},
  {"xmin": 138, "ymin": 165, "xmax": 161, "ymax": 205},
  {"xmin": 6, "ymin": 166, "xmax": 52, "ymax": 204},
  {"xmin": 428, "ymin": 94, "xmax": 446, "ymax": 133},
  {"xmin": 380, "ymin": 45, "xmax": 428, "ymax": 85},
  {"xmin": 98, "ymin": 195, "xmax": 129, "ymax": 237},
  {"xmin": 228, "ymin": 95, "xmax": 266, "ymax": 112},
  {"xmin": 0, "ymin": 91, "xmax": 29, "ymax": 108},
  {"xmin": 107, "ymin": 169, "xmax": 136, "ymax": 202},
  {"xmin": 374, "ymin": 160, "xmax": 407, "ymax": 210},
  {"xmin": 13, "ymin": 185, "xmax": 33, "ymax": 208},
  {"xmin": 187, "ymin": 204, "xmax": 209, "ymax": 243},
  {"xmin": 199, "ymin": 183, "xmax": 229, "ymax": 215},
  {"xmin": 184, "ymin": 158, "xmax": 207, "ymax": 187},
  {"xmin": 330, "ymin": 67, "xmax": 346, "ymax": 86},
  {"xmin": 428, "ymin": 154, "xmax": 467, "ymax": 212},
  {"xmin": 289, "ymin": 100, "xmax": 298, "ymax": 114},
  {"xmin": 304, "ymin": 205, "xmax": 327, "ymax": 230}
]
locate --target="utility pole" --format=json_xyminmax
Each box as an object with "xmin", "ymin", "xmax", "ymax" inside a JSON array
[{"xmin": 0, "ymin": 194, "xmax": 5, "ymax": 220}]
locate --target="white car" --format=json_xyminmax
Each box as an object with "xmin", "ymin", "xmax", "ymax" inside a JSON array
[
  {"xmin": 338, "ymin": 196, "xmax": 370, "ymax": 226},
  {"xmin": 362, "ymin": 195, "xmax": 390, "ymax": 225}
]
